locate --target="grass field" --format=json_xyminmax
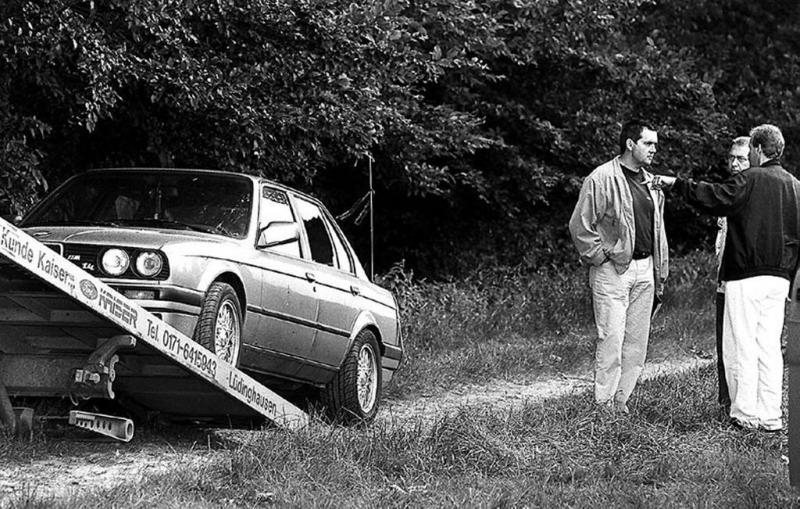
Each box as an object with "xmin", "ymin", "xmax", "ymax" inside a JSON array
[
  {"xmin": 5, "ymin": 250, "xmax": 798, "ymax": 508},
  {"xmin": 5, "ymin": 364, "xmax": 797, "ymax": 508},
  {"xmin": 383, "ymin": 250, "xmax": 720, "ymax": 398}
]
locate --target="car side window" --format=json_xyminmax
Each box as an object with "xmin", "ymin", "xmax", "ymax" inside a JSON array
[
  {"xmin": 259, "ymin": 187, "xmax": 300, "ymax": 258},
  {"xmin": 295, "ymin": 197, "xmax": 336, "ymax": 267},
  {"xmin": 329, "ymin": 224, "xmax": 354, "ymax": 274}
]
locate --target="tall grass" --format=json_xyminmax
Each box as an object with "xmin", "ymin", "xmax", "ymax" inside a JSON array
[
  {"xmin": 10, "ymin": 364, "xmax": 794, "ymax": 508},
  {"xmin": 380, "ymin": 250, "xmax": 720, "ymax": 397}
]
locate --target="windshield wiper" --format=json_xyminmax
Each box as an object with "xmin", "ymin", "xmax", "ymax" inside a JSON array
[
  {"xmin": 26, "ymin": 219, "xmax": 121, "ymax": 227},
  {"xmin": 124, "ymin": 218, "xmax": 232, "ymax": 236}
]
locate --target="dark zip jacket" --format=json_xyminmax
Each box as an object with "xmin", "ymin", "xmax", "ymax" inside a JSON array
[{"xmin": 673, "ymin": 160, "xmax": 800, "ymax": 282}]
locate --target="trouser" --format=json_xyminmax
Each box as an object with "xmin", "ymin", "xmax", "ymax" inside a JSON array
[
  {"xmin": 590, "ymin": 256, "xmax": 655, "ymax": 405},
  {"xmin": 715, "ymin": 291, "xmax": 731, "ymax": 407},
  {"xmin": 724, "ymin": 276, "xmax": 789, "ymax": 430}
]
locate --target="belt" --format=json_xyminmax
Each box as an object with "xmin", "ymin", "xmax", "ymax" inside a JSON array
[{"xmin": 632, "ymin": 250, "xmax": 651, "ymax": 260}]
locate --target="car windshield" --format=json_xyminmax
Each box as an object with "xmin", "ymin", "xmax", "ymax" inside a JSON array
[{"xmin": 22, "ymin": 171, "xmax": 254, "ymax": 239}]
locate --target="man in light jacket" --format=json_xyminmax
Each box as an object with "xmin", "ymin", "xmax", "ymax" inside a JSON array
[
  {"xmin": 569, "ymin": 119, "xmax": 669, "ymax": 414},
  {"xmin": 656, "ymin": 124, "xmax": 800, "ymax": 431}
]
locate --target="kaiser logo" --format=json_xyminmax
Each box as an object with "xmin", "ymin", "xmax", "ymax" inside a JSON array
[{"xmin": 79, "ymin": 279, "xmax": 98, "ymax": 300}]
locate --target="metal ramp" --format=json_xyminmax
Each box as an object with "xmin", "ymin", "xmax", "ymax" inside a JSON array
[{"xmin": 0, "ymin": 216, "xmax": 308, "ymax": 438}]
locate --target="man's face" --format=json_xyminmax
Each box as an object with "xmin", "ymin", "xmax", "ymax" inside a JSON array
[
  {"xmin": 629, "ymin": 128, "xmax": 658, "ymax": 168},
  {"xmin": 728, "ymin": 144, "xmax": 750, "ymax": 174}
]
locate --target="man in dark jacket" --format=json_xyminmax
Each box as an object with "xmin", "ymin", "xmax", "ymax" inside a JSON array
[{"xmin": 657, "ymin": 124, "xmax": 800, "ymax": 431}]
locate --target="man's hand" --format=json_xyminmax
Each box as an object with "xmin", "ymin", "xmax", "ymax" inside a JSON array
[{"xmin": 651, "ymin": 175, "xmax": 676, "ymax": 190}]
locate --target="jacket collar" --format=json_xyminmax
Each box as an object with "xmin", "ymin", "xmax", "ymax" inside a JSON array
[{"xmin": 614, "ymin": 156, "xmax": 655, "ymax": 183}]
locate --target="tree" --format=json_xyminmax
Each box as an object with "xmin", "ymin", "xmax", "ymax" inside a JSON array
[
  {"xmin": 2, "ymin": 0, "xmax": 800, "ymax": 276},
  {"xmin": 0, "ymin": 0, "xmax": 494, "ymax": 210}
]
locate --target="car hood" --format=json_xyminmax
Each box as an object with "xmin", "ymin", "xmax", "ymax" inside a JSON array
[{"xmin": 22, "ymin": 226, "xmax": 242, "ymax": 251}]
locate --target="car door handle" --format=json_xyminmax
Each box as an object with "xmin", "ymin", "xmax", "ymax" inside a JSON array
[
  {"xmin": 350, "ymin": 285, "xmax": 361, "ymax": 296},
  {"xmin": 305, "ymin": 272, "xmax": 316, "ymax": 282}
]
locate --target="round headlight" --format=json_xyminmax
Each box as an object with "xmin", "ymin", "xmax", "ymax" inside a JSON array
[
  {"xmin": 101, "ymin": 248, "xmax": 130, "ymax": 276},
  {"xmin": 135, "ymin": 251, "xmax": 163, "ymax": 277}
]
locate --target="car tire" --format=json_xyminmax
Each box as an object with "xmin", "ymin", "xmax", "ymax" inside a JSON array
[
  {"xmin": 194, "ymin": 282, "xmax": 242, "ymax": 366},
  {"xmin": 321, "ymin": 329, "xmax": 382, "ymax": 424}
]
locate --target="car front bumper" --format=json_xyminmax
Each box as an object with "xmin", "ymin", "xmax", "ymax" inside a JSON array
[{"xmin": 109, "ymin": 282, "xmax": 203, "ymax": 338}]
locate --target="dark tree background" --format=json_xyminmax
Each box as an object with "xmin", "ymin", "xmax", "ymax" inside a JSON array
[{"xmin": 2, "ymin": 0, "xmax": 799, "ymax": 277}]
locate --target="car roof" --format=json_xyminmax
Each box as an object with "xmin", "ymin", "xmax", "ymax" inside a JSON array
[{"xmin": 81, "ymin": 167, "xmax": 320, "ymax": 203}]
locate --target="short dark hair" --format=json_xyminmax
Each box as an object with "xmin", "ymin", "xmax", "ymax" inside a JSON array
[
  {"xmin": 619, "ymin": 119, "xmax": 656, "ymax": 155},
  {"xmin": 749, "ymin": 124, "xmax": 784, "ymax": 160}
]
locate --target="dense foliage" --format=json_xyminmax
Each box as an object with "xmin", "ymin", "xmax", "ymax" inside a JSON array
[{"xmin": 2, "ymin": 0, "xmax": 799, "ymax": 276}]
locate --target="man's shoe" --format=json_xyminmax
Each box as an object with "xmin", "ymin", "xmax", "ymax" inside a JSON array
[
  {"xmin": 729, "ymin": 418, "xmax": 758, "ymax": 431},
  {"xmin": 758, "ymin": 422, "xmax": 783, "ymax": 433},
  {"xmin": 613, "ymin": 401, "xmax": 630, "ymax": 414}
]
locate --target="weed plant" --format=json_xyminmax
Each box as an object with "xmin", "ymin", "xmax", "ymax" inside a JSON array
[{"xmin": 381, "ymin": 250, "xmax": 720, "ymax": 398}]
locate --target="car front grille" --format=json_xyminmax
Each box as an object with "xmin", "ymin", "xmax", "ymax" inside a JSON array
[
  {"xmin": 62, "ymin": 244, "xmax": 170, "ymax": 280},
  {"xmin": 0, "ymin": 243, "xmax": 169, "ymax": 281}
]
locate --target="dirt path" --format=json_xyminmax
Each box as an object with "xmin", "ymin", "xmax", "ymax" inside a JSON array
[
  {"xmin": 380, "ymin": 355, "xmax": 711, "ymax": 424},
  {"xmin": 0, "ymin": 356, "xmax": 710, "ymax": 503}
]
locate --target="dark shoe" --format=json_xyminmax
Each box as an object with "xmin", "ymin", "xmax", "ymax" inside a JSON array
[
  {"xmin": 729, "ymin": 417, "xmax": 761, "ymax": 431},
  {"xmin": 729, "ymin": 418, "xmax": 757, "ymax": 431}
]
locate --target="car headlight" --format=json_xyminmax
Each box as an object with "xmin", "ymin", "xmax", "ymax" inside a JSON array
[
  {"xmin": 101, "ymin": 248, "xmax": 130, "ymax": 276},
  {"xmin": 135, "ymin": 251, "xmax": 163, "ymax": 277}
]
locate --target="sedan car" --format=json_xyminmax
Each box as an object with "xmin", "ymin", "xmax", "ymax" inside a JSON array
[{"xmin": 1, "ymin": 168, "xmax": 402, "ymax": 423}]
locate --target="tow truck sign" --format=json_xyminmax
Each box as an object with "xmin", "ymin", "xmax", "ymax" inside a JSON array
[{"xmin": 0, "ymin": 217, "xmax": 308, "ymax": 430}]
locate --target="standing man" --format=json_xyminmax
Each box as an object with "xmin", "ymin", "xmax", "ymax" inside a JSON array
[
  {"xmin": 569, "ymin": 119, "xmax": 670, "ymax": 413},
  {"xmin": 657, "ymin": 124, "xmax": 800, "ymax": 431},
  {"xmin": 714, "ymin": 136, "xmax": 750, "ymax": 418}
]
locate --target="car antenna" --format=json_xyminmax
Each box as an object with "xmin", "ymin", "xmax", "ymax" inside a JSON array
[
  {"xmin": 336, "ymin": 155, "xmax": 375, "ymax": 280},
  {"xmin": 368, "ymin": 154, "xmax": 374, "ymax": 282}
]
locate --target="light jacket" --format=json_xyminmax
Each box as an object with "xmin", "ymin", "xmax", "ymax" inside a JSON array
[
  {"xmin": 569, "ymin": 156, "xmax": 669, "ymax": 295},
  {"xmin": 715, "ymin": 217, "xmax": 727, "ymax": 293}
]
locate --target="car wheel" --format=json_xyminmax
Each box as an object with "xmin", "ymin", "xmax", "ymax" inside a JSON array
[
  {"xmin": 194, "ymin": 282, "xmax": 242, "ymax": 366},
  {"xmin": 321, "ymin": 329, "xmax": 382, "ymax": 424}
]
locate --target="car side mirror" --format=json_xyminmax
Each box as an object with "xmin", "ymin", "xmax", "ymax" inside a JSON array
[{"xmin": 257, "ymin": 221, "xmax": 299, "ymax": 249}]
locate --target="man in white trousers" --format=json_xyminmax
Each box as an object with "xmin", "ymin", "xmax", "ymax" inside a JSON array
[
  {"xmin": 656, "ymin": 124, "xmax": 800, "ymax": 431},
  {"xmin": 569, "ymin": 119, "xmax": 669, "ymax": 413},
  {"xmin": 714, "ymin": 136, "xmax": 750, "ymax": 418}
]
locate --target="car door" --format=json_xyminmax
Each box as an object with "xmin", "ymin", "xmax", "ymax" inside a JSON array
[
  {"xmin": 243, "ymin": 185, "xmax": 318, "ymax": 378},
  {"xmin": 291, "ymin": 195, "xmax": 361, "ymax": 377}
]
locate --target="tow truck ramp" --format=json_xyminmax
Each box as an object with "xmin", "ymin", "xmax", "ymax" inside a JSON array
[{"xmin": 0, "ymin": 216, "xmax": 308, "ymax": 439}]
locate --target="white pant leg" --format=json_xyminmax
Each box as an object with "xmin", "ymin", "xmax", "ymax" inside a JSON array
[
  {"xmin": 754, "ymin": 277, "xmax": 789, "ymax": 430},
  {"xmin": 725, "ymin": 279, "xmax": 760, "ymax": 426},
  {"xmin": 725, "ymin": 277, "xmax": 788, "ymax": 428},
  {"xmin": 590, "ymin": 262, "xmax": 629, "ymax": 403},
  {"xmin": 617, "ymin": 257, "xmax": 654, "ymax": 404}
]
